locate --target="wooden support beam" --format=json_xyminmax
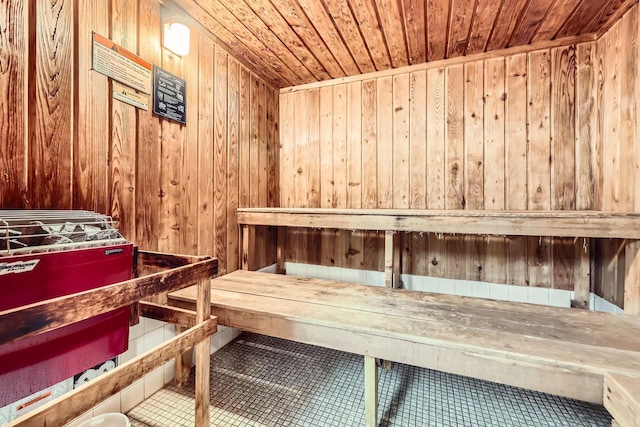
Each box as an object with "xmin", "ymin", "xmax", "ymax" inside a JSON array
[
  {"xmin": 174, "ymin": 326, "xmax": 193, "ymax": 387},
  {"xmin": 137, "ymin": 250, "xmax": 211, "ymax": 269},
  {"xmin": 276, "ymin": 226, "xmax": 287, "ymax": 274},
  {"xmin": 604, "ymin": 372, "xmax": 640, "ymax": 427},
  {"xmin": 237, "ymin": 208, "xmax": 640, "ymax": 239},
  {"xmin": 364, "ymin": 356, "xmax": 378, "ymax": 427},
  {"xmin": 0, "ymin": 257, "xmax": 218, "ymax": 346},
  {"xmin": 195, "ymin": 279, "xmax": 211, "ymax": 426},
  {"xmin": 393, "ymin": 232, "xmax": 402, "ymax": 289},
  {"xmin": 139, "ymin": 301, "xmax": 205, "ymax": 329},
  {"xmin": 573, "ymin": 237, "xmax": 591, "ymax": 309},
  {"xmin": 242, "ymin": 224, "xmax": 250, "ymax": 270},
  {"xmin": 384, "ymin": 231, "xmax": 394, "ymax": 287},
  {"xmin": 6, "ymin": 318, "xmax": 218, "ymax": 427},
  {"xmin": 625, "ymin": 241, "xmax": 640, "ymax": 315}
]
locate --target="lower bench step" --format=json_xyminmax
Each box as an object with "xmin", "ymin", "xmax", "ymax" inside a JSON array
[{"xmin": 604, "ymin": 372, "xmax": 640, "ymax": 427}]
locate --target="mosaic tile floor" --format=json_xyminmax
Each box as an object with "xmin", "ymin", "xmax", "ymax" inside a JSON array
[{"xmin": 127, "ymin": 333, "xmax": 611, "ymax": 426}]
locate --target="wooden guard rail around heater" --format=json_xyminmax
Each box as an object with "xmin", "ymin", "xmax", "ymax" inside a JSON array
[
  {"xmin": 168, "ymin": 270, "xmax": 640, "ymax": 427},
  {"xmin": 1, "ymin": 251, "xmax": 218, "ymax": 427},
  {"xmin": 237, "ymin": 208, "xmax": 640, "ymax": 314}
]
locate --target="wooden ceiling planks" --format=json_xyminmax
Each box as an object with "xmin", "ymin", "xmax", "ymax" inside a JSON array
[
  {"xmin": 349, "ymin": 0, "xmax": 392, "ymax": 70},
  {"xmin": 169, "ymin": 0, "xmax": 639, "ymax": 88},
  {"xmin": 400, "ymin": 0, "xmax": 426, "ymax": 64},
  {"xmin": 426, "ymin": 0, "xmax": 451, "ymax": 61},
  {"xmin": 466, "ymin": 0, "xmax": 502, "ymax": 55},
  {"xmin": 508, "ymin": 0, "xmax": 556, "ymax": 47},
  {"xmin": 322, "ymin": 0, "xmax": 376, "ymax": 74}
]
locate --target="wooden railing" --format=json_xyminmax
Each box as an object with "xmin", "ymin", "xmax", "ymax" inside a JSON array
[{"xmin": 2, "ymin": 251, "xmax": 218, "ymax": 427}]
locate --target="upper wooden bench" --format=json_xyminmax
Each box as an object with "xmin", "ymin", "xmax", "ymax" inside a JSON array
[
  {"xmin": 168, "ymin": 270, "xmax": 640, "ymax": 426},
  {"xmin": 238, "ymin": 208, "xmax": 640, "ymax": 313}
]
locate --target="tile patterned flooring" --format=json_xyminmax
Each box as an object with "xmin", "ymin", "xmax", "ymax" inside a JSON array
[{"xmin": 127, "ymin": 333, "xmax": 611, "ymax": 426}]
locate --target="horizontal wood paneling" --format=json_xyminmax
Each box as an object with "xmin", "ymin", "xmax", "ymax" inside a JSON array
[{"xmin": 1, "ymin": 0, "xmax": 279, "ymax": 271}]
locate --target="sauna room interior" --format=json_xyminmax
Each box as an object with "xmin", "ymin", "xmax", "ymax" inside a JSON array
[{"xmin": 1, "ymin": 0, "xmax": 640, "ymax": 426}]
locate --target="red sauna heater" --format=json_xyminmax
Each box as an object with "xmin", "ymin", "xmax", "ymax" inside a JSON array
[{"xmin": 0, "ymin": 211, "xmax": 133, "ymax": 407}]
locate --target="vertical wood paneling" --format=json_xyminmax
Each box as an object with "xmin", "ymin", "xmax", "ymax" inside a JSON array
[
  {"xmin": 3, "ymin": 1, "xmax": 279, "ymax": 277},
  {"xmin": 276, "ymin": 26, "xmax": 640, "ymax": 291},
  {"xmin": 110, "ymin": 0, "xmax": 137, "ymax": 240},
  {"xmin": 75, "ymin": 1, "xmax": 109, "ymax": 214},
  {"xmin": 346, "ymin": 81, "xmax": 362, "ymax": 209},
  {"xmin": 527, "ymin": 51, "xmax": 552, "ymax": 287},
  {"xmin": 361, "ymin": 79, "xmax": 380, "ymax": 270},
  {"xmin": 197, "ymin": 35, "xmax": 215, "ymax": 260},
  {"xmin": 249, "ymin": 76, "xmax": 261, "ymax": 208},
  {"xmin": 158, "ymin": 52, "xmax": 185, "ymax": 255},
  {"xmin": 319, "ymin": 86, "xmax": 334, "ymax": 265},
  {"xmin": 227, "ymin": 58, "xmax": 240, "ymax": 272},
  {"xmin": 293, "ymin": 90, "xmax": 309, "ymax": 206},
  {"xmin": 408, "ymin": 71, "xmax": 427, "ymax": 274},
  {"xmin": 347, "ymin": 81, "xmax": 363, "ymax": 268},
  {"xmin": 333, "ymin": 84, "xmax": 348, "ymax": 266},
  {"xmin": 576, "ymin": 43, "xmax": 597, "ymax": 211},
  {"xmin": 376, "ymin": 77, "xmax": 393, "ymax": 208},
  {"xmin": 505, "ymin": 54, "xmax": 528, "ymax": 285},
  {"xmin": 214, "ymin": 48, "xmax": 229, "ymax": 273},
  {"xmin": 30, "ymin": 0, "xmax": 73, "ymax": 209},
  {"xmin": 306, "ymin": 88, "xmax": 322, "ymax": 264},
  {"xmin": 392, "ymin": 74, "xmax": 410, "ymax": 209},
  {"xmin": 463, "ymin": 62, "xmax": 484, "ymax": 281},
  {"xmin": 426, "ymin": 67, "xmax": 445, "ymax": 278},
  {"xmin": 181, "ymin": 28, "xmax": 200, "ymax": 257},
  {"xmin": 135, "ymin": 0, "xmax": 161, "ymax": 252},
  {"xmin": 279, "ymin": 92, "xmax": 295, "ymax": 207},
  {"xmin": 444, "ymin": 64, "xmax": 465, "ymax": 279},
  {"xmin": 239, "ymin": 67, "xmax": 252, "ymax": 209},
  {"xmin": 483, "ymin": 58, "xmax": 507, "ymax": 284},
  {"xmin": 0, "ymin": 0, "xmax": 26, "ymax": 207},
  {"xmin": 307, "ymin": 89, "xmax": 321, "ymax": 208}
]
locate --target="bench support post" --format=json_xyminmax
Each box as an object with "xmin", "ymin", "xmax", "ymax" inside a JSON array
[
  {"xmin": 625, "ymin": 241, "xmax": 640, "ymax": 315},
  {"xmin": 195, "ymin": 279, "xmax": 211, "ymax": 426},
  {"xmin": 364, "ymin": 355, "xmax": 378, "ymax": 427},
  {"xmin": 277, "ymin": 227, "xmax": 287, "ymax": 274}
]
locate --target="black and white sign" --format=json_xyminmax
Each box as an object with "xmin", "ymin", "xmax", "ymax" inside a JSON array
[{"xmin": 152, "ymin": 65, "xmax": 186, "ymax": 124}]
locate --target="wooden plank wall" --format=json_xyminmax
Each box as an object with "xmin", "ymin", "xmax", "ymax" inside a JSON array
[
  {"xmin": 279, "ymin": 5, "xmax": 639, "ymax": 293},
  {"xmin": 0, "ymin": 0, "xmax": 279, "ymax": 272},
  {"xmin": 592, "ymin": 7, "xmax": 640, "ymax": 306}
]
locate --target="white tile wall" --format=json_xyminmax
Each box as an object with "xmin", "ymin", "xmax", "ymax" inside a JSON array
[
  {"xmin": 93, "ymin": 394, "xmax": 121, "ymax": 416},
  {"xmin": 120, "ymin": 380, "xmax": 144, "ymax": 413},
  {"xmin": 284, "ymin": 263, "xmax": 627, "ymax": 314}
]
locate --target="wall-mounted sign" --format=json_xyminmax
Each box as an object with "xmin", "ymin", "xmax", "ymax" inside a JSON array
[
  {"xmin": 92, "ymin": 33, "xmax": 152, "ymax": 94},
  {"xmin": 152, "ymin": 65, "xmax": 186, "ymax": 124},
  {"xmin": 112, "ymin": 81, "xmax": 148, "ymax": 110}
]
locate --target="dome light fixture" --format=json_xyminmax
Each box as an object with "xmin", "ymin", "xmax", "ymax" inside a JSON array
[{"xmin": 163, "ymin": 22, "xmax": 190, "ymax": 56}]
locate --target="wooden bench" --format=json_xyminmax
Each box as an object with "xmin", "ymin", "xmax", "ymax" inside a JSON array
[
  {"xmin": 168, "ymin": 269, "xmax": 640, "ymax": 427},
  {"xmin": 237, "ymin": 208, "xmax": 640, "ymax": 313}
]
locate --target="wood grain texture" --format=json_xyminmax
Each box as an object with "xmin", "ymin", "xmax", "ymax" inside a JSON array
[
  {"xmin": 0, "ymin": 0, "xmax": 26, "ymax": 208},
  {"xmin": 0, "ymin": 257, "xmax": 218, "ymax": 345},
  {"xmin": 227, "ymin": 57, "xmax": 240, "ymax": 272},
  {"xmin": 169, "ymin": 270, "xmax": 640, "ymax": 404},
  {"xmin": 135, "ymin": 0, "xmax": 162, "ymax": 252},
  {"xmin": 214, "ymin": 48, "xmax": 229, "ymax": 273},
  {"xmin": 197, "ymin": 35, "xmax": 216, "ymax": 260},
  {"xmin": 164, "ymin": 0, "xmax": 634, "ymax": 87},
  {"xmin": 110, "ymin": 0, "xmax": 137, "ymax": 239},
  {"xmin": 7, "ymin": 318, "xmax": 218, "ymax": 427},
  {"xmin": 29, "ymin": 0, "xmax": 74, "ymax": 209},
  {"xmin": 181, "ymin": 27, "xmax": 201, "ymax": 257}
]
